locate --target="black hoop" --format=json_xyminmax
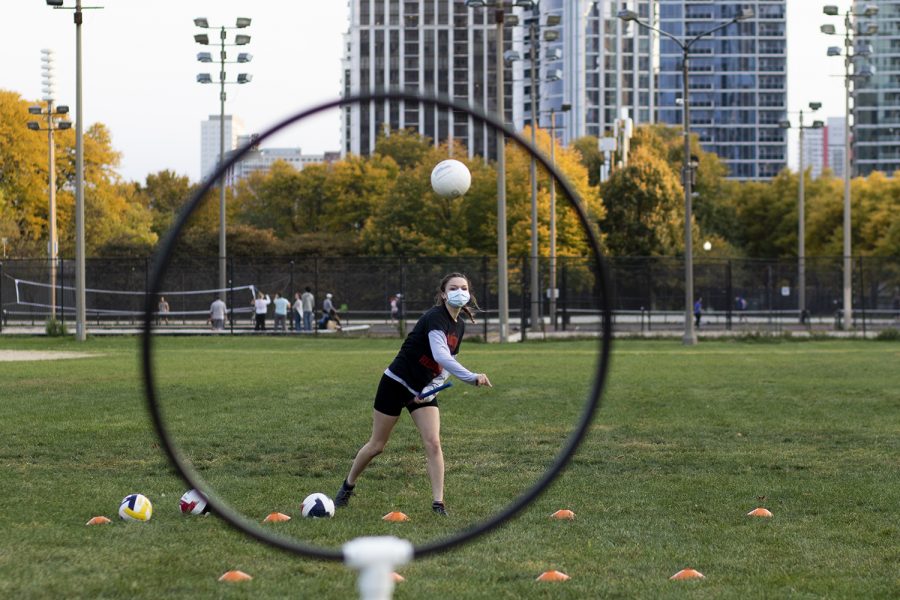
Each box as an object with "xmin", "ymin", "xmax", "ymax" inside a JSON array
[{"xmin": 141, "ymin": 89, "xmax": 612, "ymax": 562}]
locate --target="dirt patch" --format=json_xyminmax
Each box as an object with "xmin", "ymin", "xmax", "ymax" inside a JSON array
[{"xmin": 0, "ymin": 350, "xmax": 99, "ymax": 362}]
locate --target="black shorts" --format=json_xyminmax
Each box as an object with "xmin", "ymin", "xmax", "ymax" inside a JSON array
[{"xmin": 373, "ymin": 374, "xmax": 438, "ymax": 417}]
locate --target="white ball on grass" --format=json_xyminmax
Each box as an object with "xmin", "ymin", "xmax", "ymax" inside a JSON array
[
  {"xmin": 300, "ymin": 493, "xmax": 335, "ymax": 518},
  {"xmin": 179, "ymin": 489, "xmax": 210, "ymax": 515},
  {"xmin": 431, "ymin": 159, "xmax": 471, "ymax": 199},
  {"xmin": 118, "ymin": 493, "xmax": 153, "ymax": 522}
]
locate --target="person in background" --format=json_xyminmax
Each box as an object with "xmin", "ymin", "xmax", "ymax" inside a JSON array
[
  {"xmin": 252, "ymin": 291, "xmax": 271, "ymax": 331},
  {"xmin": 694, "ymin": 297, "xmax": 703, "ymax": 328},
  {"xmin": 158, "ymin": 296, "xmax": 170, "ymax": 326},
  {"xmin": 319, "ymin": 292, "xmax": 335, "ymax": 329},
  {"xmin": 272, "ymin": 293, "xmax": 290, "ymax": 332},
  {"xmin": 301, "ymin": 287, "xmax": 315, "ymax": 331},
  {"xmin": 209, "ymin": 297, "xmax": 227, "ymax": 331},
  {"xmin": 292, "ymin": 292, "xmax": 303, "ymax": 332}
]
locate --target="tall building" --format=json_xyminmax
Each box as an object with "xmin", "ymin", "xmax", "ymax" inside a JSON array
[
  {"xmin": 342, "ymin": 0, "xmax": 787, "ymax": 180},
  {"xmin": 341, "ymin": 0, "xmax": 528, "ymax": 159},
  {"xmin": 802, "ymin": 125, "xmax": 826, "ymax": 179},
  {"xmin": 827, "ymin": 116, "xmax": 847, "ymax": 179},
  {"xmin": 852, "ymin": 0, "xmax": 900, "ymax": 176},
  {"xmin": 656, "ymin": 0, "xmax": 788, "ymax": 180},
  {"xmin": 200, "ymin": 115, "xmax": 245, "ymax": 181}
]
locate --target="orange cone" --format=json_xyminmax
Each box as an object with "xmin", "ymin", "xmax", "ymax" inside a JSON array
[
  {"xmin": 263, "ymin": 512, "xmax": 291, "ymax": 522},
  {"xmin": 382, "ymin": 511, "xmax": 409, "ymax": 522},
  {"xmin": 747, "ymin": 507, "xmax": 773, "ymax": 518},
  {"xmin": 218, "ymin": 570, "xmax": 252, "ymax": 582},
  {"xmin": 670, "ymin": 568, "xmax": 704, "ymax": 580},
  {"xmin": 536, "ymin": 570, "xmax": 570, "ymax": 582},
  {"xmin": 86, "ymin": 516, "xmax": 111, "ymax": 526},
  {"xmin": 551, "ymin": 509, "xmax": 576, "ymax": 520},
  {"xmin": 391, "ymin": 572, "xmax": 405, "ymax": 582}
]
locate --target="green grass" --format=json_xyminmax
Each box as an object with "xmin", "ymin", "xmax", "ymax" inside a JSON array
[{"xmin": 0, "ymin": 336, "xmax": 897, "ymax": 599}]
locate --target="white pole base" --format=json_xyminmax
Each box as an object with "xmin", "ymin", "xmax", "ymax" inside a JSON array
[{"xmin": 343, "ymin": 536, "xmax": 414, "ymax": 600}]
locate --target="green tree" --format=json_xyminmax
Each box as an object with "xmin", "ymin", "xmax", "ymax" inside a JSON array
[
  {"xmin": 572, "ymin": 135, "xmax": 605, "ymax": 187},
  {"xmin": 600, "ymin": 130, "xmax": 685, "ymax": 256}
]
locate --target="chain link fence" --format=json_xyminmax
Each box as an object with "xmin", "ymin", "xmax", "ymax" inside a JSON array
[{"xmin": 2, "ymin": 255, "xmax": 898, "ymax": 335}]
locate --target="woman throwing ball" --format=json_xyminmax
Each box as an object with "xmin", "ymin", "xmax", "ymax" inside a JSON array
[{"xmin": 335, "ymin": 273, "xmax": 492, "ymax": 516}]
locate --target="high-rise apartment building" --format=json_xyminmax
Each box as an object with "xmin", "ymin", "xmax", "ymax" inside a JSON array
[
  {"xmin": 802, "ymin": 125, "xmax": 826, "ymax": 179},
  {"xmin": 827, "ymin": 116, "xmax": 847, "ymax": 179},
  {"xmin": 200, "ymin": 115, "xmax": 245, "ymax": 181},
  {"xmin": 656, "ymin": 1, "xmax": 788, "ymax": 180},
  {"xmin": 342, "ymin": 0, "xmax": 787, "ymax": 180},
  {"xmin": 852, "ymin": 1, "xmax": 900, "ymax": 176},
  {"xmin": 341, "ymin": 0, "xmax": 529, "ymax": 159}
]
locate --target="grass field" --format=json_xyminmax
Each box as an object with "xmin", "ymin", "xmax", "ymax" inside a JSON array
[{"xmin": 0, "ymin": 335, "xmax": 897, "ymax": 599}]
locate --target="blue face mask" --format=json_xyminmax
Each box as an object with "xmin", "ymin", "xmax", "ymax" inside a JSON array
[{"xmin": 446, "ymin": 289, "xmax": 470, "ymax": 308}]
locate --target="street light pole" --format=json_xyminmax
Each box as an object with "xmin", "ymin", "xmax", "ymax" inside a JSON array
[
  {"xmin": 528, "ymin": 22, "xmax": 539, "ymax": 332},
  {"xmin": 822, "ymin": 4, "xmax": 878, "ymax": 330},
  {"xmin": 74, "ymin": 0, "xmax": 86, "ymax": 341},
  {"xmin": 195, "ymin": 18, "xmax": 252, "ymax": 301},
  {"xmin": 619, "ymin": 8, "xmax": 752, "ymax": 346},
  {"xmin": 495, "ymin": 8, "xmax": 510, "ymax": 343}
]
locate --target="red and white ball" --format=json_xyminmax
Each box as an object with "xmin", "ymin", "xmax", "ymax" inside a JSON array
[{"xmin": 179, "ymin": 489, "xmax": 210, "ymax": 515}]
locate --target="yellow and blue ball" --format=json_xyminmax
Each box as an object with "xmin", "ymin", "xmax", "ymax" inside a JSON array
[{"xmin": 118, "ymin": 493, "xmax": 153, "ymax": 522}]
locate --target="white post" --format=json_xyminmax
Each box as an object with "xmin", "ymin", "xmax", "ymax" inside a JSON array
[
  {"xmin": 74, "ymin": 0, "xmax": 86, "ymax": 341},
  {"xmin": 343, "ymin": 536, "xmax": 414, "ymax": 600},
  {"xmin": 496, "ymin": 9, "xmax": 509, "ymax": 342}
]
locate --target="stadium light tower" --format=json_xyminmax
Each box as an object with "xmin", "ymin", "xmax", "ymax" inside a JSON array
[
  {"xmin": 779, "ymin": 102, "xmax": 823, "ymax": 324},
  {"xmin": 619, "ymin": 6, "xmax": 753, "ymax": 345},
  {"xmin": 821, "ymin": 3, "xmax": 879, "ymax": 330},
  {"xmin": 45, "ymin": 0, "xmax": 101, "ymax": 342},
  {"xmin": 466, "ymin": 0, "xmax": 538, "ymax": 343},
  {"xmin": 194, "ymin": 17, "xmax": 253, "ymax": 300},
  {"xmin": 27, "ymin": 49, "xmax": 72, "ymax": 320}
]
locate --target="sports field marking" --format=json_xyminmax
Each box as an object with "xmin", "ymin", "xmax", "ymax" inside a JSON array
[{"xmin": 0, "ymin": 350, "xmax": 100, "ymax": 362}]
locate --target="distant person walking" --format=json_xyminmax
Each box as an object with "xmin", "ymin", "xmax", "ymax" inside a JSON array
[
  {"xmin": 319, "ymin": 293, "xmax": 335, "ymax": 329},
  {"xmin": 252, "ymin": 291, "xmax": 271, "ymax": 331},
  {"xmin": 209, "ymin": 297, "xmax": 227, "ymax": 331},
  {"xmin": 273, "ymin": 293, "xmax": 290, "ymax": 332},
  {"xmin": 694, "ymin": 297, "xmax": 703, "ymax": 328},
  {"xmin": 158, "ymin": 296, "xmax": 170, "ymax": 325},
  {"xmin": 301, "ymin": 287, "xmax": 315, "ymax": 331},
  {"xmin": 390, "ymin": 294, "xmax": 400, "ymax": 323}
]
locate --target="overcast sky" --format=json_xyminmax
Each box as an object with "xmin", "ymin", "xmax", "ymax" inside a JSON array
[{"xmin": 4, "ymin": 0, "xmax": 850, "ymax": 183}]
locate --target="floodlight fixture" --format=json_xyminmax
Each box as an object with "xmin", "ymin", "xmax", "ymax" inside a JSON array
[
  {"xmin": 820, "ymin": 24, "xmax": 836, "ymax": 35},
  {"xmin": 778, "ymin": 119, "xmax": 791, "ymax": 129},
  {"xmin": 547, "ymin": 68, "xmax": 563, "ymax": 81},
  {"xmin": 235, "ymin": 17, "xmax": 251, "ymax": 28},
  {"xmin": 197, "ymin": 52, "xmax": 212, "ymax": 62},
  {"xmin": 546, "ymin": 47, "xmax": 562, "ymax": 60},
  {"xmin": 811, "ymin": 120, "xmax": 825, "ymax": 129},
  {"xmin": 561, "ymin": 103, "xmax": 571, "ymax": 112},
  {"xmin": 237, "ymin": 73, "xmax": 252, "ymax": 84},
  {"xmin": 465, "ymin": 0, "xmax": 489, "ymax": 7},
  {"xmin": 194, "ymin": 33, "xmax": 210, "ymax": 45},
  {"xmin": 27, "ymin": 122, "xmax": 40, "ymax": 130},
  {"xmin": 862, "ymin": 23, "xmax": 878, "ymax": 35},
  {"xmin": 197, "ymin": 73, "xmax": 213, "ymax": 83},
  {"xmin": 503, "ymin": 49, "xmax": 521, "ymax": 63},
  {"xmin": 737, "ymin": 7, "xmax": 754, "ymax": 20},
  {"xmin": 617, "ymin": 9, "xmax": 639, "ymax": 22},
  {"xmin": 827, "ymin": 46, "xmax": 842, "ymax": 56},
  {"xmin": 506, "ymin": 14, "xmax": 519, "ymax": 26},
  {"xmin": 855, "ymin": 43, "xmax": 873, "ymax": 57},
  {"xmin": 237, "ymin": 52, "xmax": 252, "ymax": 63},
  {"xmin": 514, "ymin": 0, "xmax": 537, "ymax": 7},
  {"xmin": 193, "ymin": 17, "xmax": 209, "ymax": 28},
  {"xmin": 823, "ymin": 5, "xmax": 839, "ymax": 16},
  {"xmin": 56, "ymin": 105, "xmax": 69, "ymax": 114},
  {"xmin": 58, "ymin": 121, "xmax": 72, "ymax": 130},
  {"xmin": 809, "ymin": 102, "xmax": 822, "ymax": 111},
  {"xmin": 546, "ymin": 14, "xmax": 561, "ymax": 26},
  {"xmin": 29, "ymin": 106, "xmax": 42, "ymax": 115},
  {"xmin": 862, "ymin": 4, "xmax": 879, "ymax": 17},
  {"xmin": 543, "ymin": 30, "xmax": 559, "ymax": 41},
  {"xmin": 234, "ymin": 34, "xmax": 251, "ymax": 45},
  {"xmin": 45, "ymin": 0, "xmax": 64, "ymax": 6}
]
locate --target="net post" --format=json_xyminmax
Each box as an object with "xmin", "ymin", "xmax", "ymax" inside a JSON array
[
  {"xmin": 229, "ymin": 256, "xmax": 235, "ymax": 335},
  {"xmin": 314, "ymin": 256, "xmax": 319, "ymax": 337}
]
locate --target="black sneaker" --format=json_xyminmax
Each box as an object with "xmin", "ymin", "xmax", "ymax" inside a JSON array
[
  {"xmin": 335, "ymin": 480, "xmax": 355, "ymax": 508},
  {"xmin": 432, "ymin": 501, "xmax": 449, "ymax": 516}
]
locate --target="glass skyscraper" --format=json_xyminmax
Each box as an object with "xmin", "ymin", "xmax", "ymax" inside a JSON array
[
  {"xmin": 656, "ymin": 1, "xmax": 788, "ymax": 180},
  {"xmin": 853, "ymin": 1, "xmax": 900, "ymax": 176}
]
